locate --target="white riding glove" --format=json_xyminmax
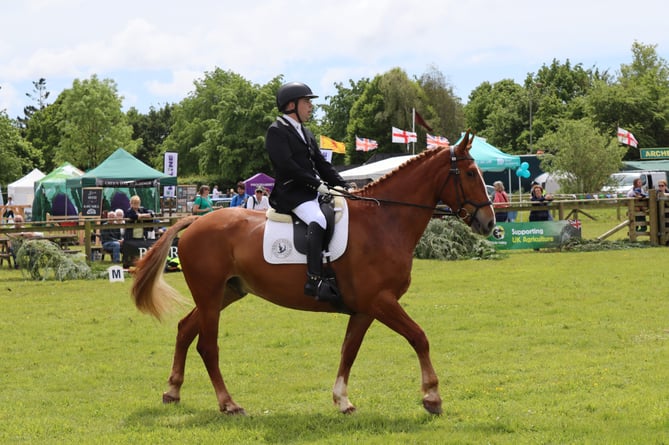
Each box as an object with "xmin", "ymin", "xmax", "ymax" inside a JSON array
[
  {"xmin": 330, "ymin": 186, "xmax": 346, "ymax": 197},
  {"xmin": 317, "ymin": 182, "xmax": 330, "ymax": 195}
]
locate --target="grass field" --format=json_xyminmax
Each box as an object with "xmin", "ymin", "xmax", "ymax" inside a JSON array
[{"xmin": 1, "ymin": 242, "xmax": 668, "ymax": 444}]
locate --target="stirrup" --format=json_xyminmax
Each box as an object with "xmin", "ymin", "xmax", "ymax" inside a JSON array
[{"xmin": 315, "ymin": 276, "xmax": 342, "ymax": 303}]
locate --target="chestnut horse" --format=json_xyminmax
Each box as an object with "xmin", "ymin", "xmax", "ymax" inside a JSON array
[{"xmin": 131, "ymin": 131, "xmax": 495, "ymax": 415}]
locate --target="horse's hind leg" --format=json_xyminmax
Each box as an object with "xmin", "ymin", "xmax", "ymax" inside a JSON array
[
  {"xmin": 196, "ymin": 304, "xmax": 245, "ymax": 415},
  {"xmin": 163, "ymin": 307, "xmax": 200, "ymax": 404},
  {"xmin": 333, "ymin": 313, "xmax": 374, "ymax": 414}
]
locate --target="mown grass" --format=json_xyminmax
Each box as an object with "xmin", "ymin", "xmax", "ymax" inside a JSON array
[{"xmin": 1, "ymin": 246, "xmax": 668, "ymax": 444}]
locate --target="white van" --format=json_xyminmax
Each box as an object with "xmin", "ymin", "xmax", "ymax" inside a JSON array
[{"xmin": 602, "ymin": 171, "xmax": 667, "ymax": 195}]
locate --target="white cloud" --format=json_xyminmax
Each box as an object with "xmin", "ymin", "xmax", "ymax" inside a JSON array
[{"xmin": 2, "ymin": 0, "xmax": 668, "ymax": 117}]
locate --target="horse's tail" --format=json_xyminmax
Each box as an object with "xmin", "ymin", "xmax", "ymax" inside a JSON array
[{"xmin": 131, "ymin": 215, "xmax": 198, "ymax": 320}]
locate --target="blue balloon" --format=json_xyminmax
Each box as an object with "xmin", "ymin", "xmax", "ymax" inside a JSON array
[
  {"xmin": 522, "ymin": 169, "xmax": 531, "ymax": 178},
  {"xmin": 521, "ymin": 161, "xmax": 529, "ymax": 170}
]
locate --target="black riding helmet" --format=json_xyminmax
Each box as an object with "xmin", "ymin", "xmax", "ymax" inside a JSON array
[{"xmin": 276, "ymin": 82, "xmax": 318, "ymax": 117}]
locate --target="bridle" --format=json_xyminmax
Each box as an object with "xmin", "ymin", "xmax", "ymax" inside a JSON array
[{"xmin": 337, "ymin": 146, "xmax": 492, "ymax": 223}]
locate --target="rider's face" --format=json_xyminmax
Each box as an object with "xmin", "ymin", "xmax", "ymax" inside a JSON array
[{"xmin": 297, "ymin": 97, "xmax": 313, "ymax": 122}]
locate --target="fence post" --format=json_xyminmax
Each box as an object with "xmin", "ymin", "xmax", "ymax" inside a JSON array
[{"xmin": 649, "ymin": 190, "xmax": 659, "ymax": 246}]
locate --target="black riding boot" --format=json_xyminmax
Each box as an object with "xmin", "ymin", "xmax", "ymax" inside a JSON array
[{"xmin": 304, "ymin": 222, "xmax": 341, "ymax": 303}]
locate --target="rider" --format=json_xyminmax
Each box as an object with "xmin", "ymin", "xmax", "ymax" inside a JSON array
[{"xmin": 265, "ymin": 82, "xmax": 348, "ymax": 303}]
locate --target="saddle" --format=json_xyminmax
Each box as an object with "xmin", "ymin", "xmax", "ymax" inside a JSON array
[{"xmin": 263, "ymin": 196, "xmax": 349, "ymax": 264}]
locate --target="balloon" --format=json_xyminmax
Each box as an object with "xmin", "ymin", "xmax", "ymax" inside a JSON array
[{"xmin": 515, "ymin": 162, "xmax": 531, "ymax": 178}]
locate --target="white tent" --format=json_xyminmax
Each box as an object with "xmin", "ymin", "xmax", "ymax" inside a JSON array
[
  {"xmin": 7, "ymin": 168, "xmax": 45, "ymax": 206},
  {"xmin": 340, "ymin": 155, "xmax": 415, "ymax": 182}
]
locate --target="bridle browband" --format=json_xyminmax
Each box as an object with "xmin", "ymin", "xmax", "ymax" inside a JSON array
[{"xmin": 337, "ymin": 146, "xmax": 492, "ymax": 223}]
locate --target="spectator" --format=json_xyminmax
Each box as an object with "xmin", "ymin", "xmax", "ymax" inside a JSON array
[
  {"xmin": 529, "ymin": 185, "xmax": 553, "ymax": 221},
  {"xmin": 2, "ymin": 196, "xmax": 15, "ymax": 223},
  {"xmin": 100, "ymin": 210, "xmax": 124, "ymax": 263},
  {"xmin": 193, "ymin": 185, "xmax": 214, "ymax": 215},
  {"xmin": 246, "ymin": 186, "xmax": 270, "ymax": 210},
  {"xmin": 212, "ymin": 185, "xmax": 221, "ymax": 199},
  {"xmin": 657, "ymin": 179, "xmax": 668, "ymax": 197},
  {"xmin": 627, "ymin": 177, "xmax": 648, "ymax": 231},
  {"xmin": 492, "ymin": 181, "xmax": 510, "ymax": 222},
  {"xmin": 230, "ymin": 182, "xmax": 249, "ymax": 208},
  {"xmin": 125, "ymin": 195, "xmax": 154, "ymax": 240}
]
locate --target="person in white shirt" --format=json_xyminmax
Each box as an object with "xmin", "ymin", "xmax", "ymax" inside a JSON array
[{"xmin": 246, "ymin": 187, "xmax": 270, "ymax": 210}]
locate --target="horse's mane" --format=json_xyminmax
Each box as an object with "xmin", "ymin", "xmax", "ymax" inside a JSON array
[{"xmin": 356, "ymin": 147, "xmax": 446, "ymax": 195}]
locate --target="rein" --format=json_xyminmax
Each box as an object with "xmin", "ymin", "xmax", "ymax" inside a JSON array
[{"xmin": 334, "ymin": 146, "xmax": 492, "ymax": 221}]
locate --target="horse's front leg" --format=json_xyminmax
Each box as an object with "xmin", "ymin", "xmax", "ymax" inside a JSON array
[
  {"xmin": 369, "ymin": 295, "xmax": 442, "ymax": 415},
  {"xmin": 163, "ymin": 307, "xmax": 200, "ymax": 404},
  {"xmin": 333, "ymin": 313, "xmax": 374, "ymax": 413}
]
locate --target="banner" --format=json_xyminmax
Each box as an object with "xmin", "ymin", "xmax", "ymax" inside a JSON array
[
  {"xmin": 163, "ymin": 152, "xmax": 178, "ymax": 197},
  {"xmin": 487, "ymin": 221, "xmax": 581, "ymax": 250}
]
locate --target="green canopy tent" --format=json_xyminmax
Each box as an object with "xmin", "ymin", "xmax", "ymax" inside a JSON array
[
  {"xmin": 454, "ymin": 134, "xmax": 521, "ymax": 172},
  {"xmin": 66, "ymin": 148, "xmax": 177, "ymax": 213},
  {"xmin": 32, "ymin": 162, "xmax": 84, "ymax": 222}
]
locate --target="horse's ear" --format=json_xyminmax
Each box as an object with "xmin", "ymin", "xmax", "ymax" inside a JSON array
[{"xmin": 463, "ymin": 129, "xmax": 474, "ymax": 151}]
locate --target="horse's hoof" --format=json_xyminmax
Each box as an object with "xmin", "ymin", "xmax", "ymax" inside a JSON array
[
  {"xmin": 162, "ymin": 393, "xmax": 180, "ymax": 404},
  {"xmin": 340, "ymin": 406, "xmax": 357, "ymax": 415},
  {"xmin": 422, "ymin": 399, "xmax": 442, "ymax": 415},
  {"xmin": 221, "ymin": 404, "xmax": 246, "ymax": 416}
]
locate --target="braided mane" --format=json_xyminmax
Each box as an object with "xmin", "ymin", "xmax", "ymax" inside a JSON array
[{"xmin": 356, "ymin": 147, "xmax": 446, "ymax": 195}]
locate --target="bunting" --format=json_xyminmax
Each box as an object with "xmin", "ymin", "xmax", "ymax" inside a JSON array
[
  {"xmin": 320, "ymin": 135, "xmax": 346, "ymax": 154},
  {"xmin": 355, "ymin": 136, "xmax": 378, "ymax": 152},
  {"xmin": 392, "ymin": 127, "xmax": 417, "ymax": 144}
]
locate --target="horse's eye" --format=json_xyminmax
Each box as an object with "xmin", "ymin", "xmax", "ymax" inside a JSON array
[{"xmin": 466, "ymin": 170, "xmax": 475, "ymax": 177}]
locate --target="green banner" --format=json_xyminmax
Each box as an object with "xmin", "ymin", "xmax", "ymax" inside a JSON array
[
  {"xmin": 640, "ymin": 148, "xmax": 669, "ymax": 159},
  {"xmin": 487, "ymin": 221, "xmax": 581, "ymax": 250}
]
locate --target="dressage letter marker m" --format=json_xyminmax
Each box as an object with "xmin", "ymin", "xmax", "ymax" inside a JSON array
[{"xmin": 108, "ymin": 265, "xmax": 124, "ymax": 282}]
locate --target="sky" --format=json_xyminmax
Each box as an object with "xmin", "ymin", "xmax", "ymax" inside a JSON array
[{"xmin": 1, "ymin": 0, "xmax": 668, "ymax": 120}]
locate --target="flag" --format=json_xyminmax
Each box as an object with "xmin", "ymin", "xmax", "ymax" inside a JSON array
[
  {"xmin": 426, "ymin": 133, "xmax": 450, "ymax": 148},
  {"xmin": 414, "ymin": 109, "xmax": 433, "ymax": 132},
  {"xmin": 355, "ymin": 136, "xmax": 378, "ymax": 152},
  {"xmin": 617, "ymin": 127, "xmax": 638, "ymax": 148},
  {"xmin": 320, "ymin": 135, "xmax": 346, "ymax": 154},
  {"xmin": 392, "ymin": 127, "xmax": 417, "ymax": 144}
]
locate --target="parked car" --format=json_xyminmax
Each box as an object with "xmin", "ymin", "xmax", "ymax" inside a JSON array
[{"xmin": 601, "ymin": 171, "xmax": 667, "ymax": 196}]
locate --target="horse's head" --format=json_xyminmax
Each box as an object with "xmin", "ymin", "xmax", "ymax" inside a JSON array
[{"xmin": 438, "ymin": 131, "xmax": 496, "ymax": 236}]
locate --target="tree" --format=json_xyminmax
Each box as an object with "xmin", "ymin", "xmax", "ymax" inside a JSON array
[
  {"xmin": 159, "ymin": 69, "xmax": 277, "ymax": 185},
  {"xmin": 22, "ymin": 98, "xmax": 63, "ymax": 172},
  {"xmin": 536, "ymin": 119, "xmax": 625, "ymax": 193},
  {"xmin": 0, "ymin": 111, "xmax": 40, "ymax": 183},
  {"xmin": 417, "ymin": 65, "xmax": 464, "ymax": 142},
  {"xmin": 587, "ymin": 41, "xmax": 669, "ymax": 158},
  {"xmin": 56, "ymin": 75, "xmax": 138, "ymax": 169},
  {"xmin": 127, "ymin": 104, "xmax": 175, "ymax": 168},
  {"xmin": 346, "ymin": 68, "xmax": 428, "ymax": 164},
  {"xmin": 318, "ymin": 78, "xmax": 369, "ymax": 164},
  {"xmin": 18, "ymin": 78, "xmax": 51, "ymax": 128}
]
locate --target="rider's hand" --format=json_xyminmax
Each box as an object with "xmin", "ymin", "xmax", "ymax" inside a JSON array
[
  {"xmin": 330, "ymin": 186, "xmax": 346, "ymax": 197},
  {"xmin": 317, "ymin": 182, "xmax": 330, "ymax": 195}
]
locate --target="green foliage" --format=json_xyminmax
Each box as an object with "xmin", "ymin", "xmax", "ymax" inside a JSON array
[
  {"xmin": 159, "ymin": 69, "xmax": 278, "ymax": 184},
  {"xmin": 56, "ymin": 75, "xmax": 138, "ymax": 169},
  {"xmin": 537, "ymin": 118, "xmax": 625, "ymax": 193},
  {"xmin": 127, "ymin": 104, "xmax": 175, "ymax": 168},
  {"xmin": 1, "ymin": 111, "xmax": 43, "ymax": 180},
  {"xmin": 414, "ymin": 218, "xmax": 500, "ymax": 260},
  {"xmin": 15, "ymin": 239, "xmax": 103, "ymax": 280}
]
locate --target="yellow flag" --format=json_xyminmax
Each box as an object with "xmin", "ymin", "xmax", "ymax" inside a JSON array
[{"xmin": 320, "ymin": 135, "xmax": 346, "ymax": 154}]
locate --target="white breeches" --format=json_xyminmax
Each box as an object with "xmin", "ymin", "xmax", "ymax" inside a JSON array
[{"xmin": 292, "ymin": 198, "xmax": 326, "ymax": 229}]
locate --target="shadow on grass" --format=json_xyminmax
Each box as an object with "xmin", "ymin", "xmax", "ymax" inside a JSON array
[{"xmin": 125, "ymin": 404, "xmax": 440, "ymax": 442}]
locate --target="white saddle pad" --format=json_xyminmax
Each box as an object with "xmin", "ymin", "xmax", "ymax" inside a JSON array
[{"xmin": 263, "ymin": 200, "xmax": 349, "ymax": 264}]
